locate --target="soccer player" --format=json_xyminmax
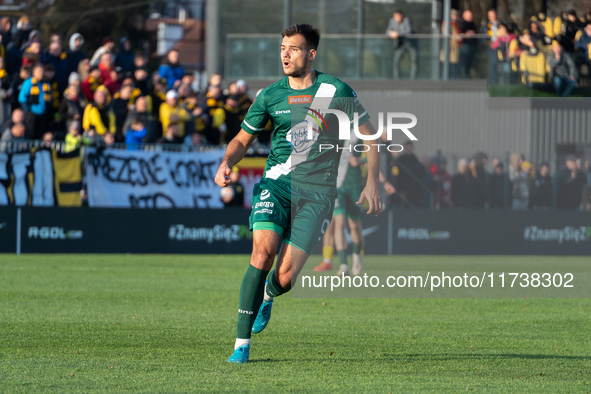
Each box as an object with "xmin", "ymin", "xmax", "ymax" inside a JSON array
[
  {"xmin": 214, "ymin": 24, "xmax": 382, "ymax": 364},
  {"xmin": 314, "ymin": 137, "xmax": 366, "ymax": 276}
]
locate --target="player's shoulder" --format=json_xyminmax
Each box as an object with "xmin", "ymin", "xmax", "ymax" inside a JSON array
[
  {"xmin": 259, "ymin": 77, "xmax": 289, "ymax": 95},
  {"xmin": 316, "ymin": 71, "xmax": 357, "ymax": 97}
]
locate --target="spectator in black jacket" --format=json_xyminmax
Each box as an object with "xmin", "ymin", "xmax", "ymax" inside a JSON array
[
  {"xmin": 452, "ymin": 158, "xmax": 476, "ymax": 208},
  {"xmin": 488, "ymin": 162, "xmax": 506, "ymax": 208},
  {"xmin": 529, "ymin": 162, "xmax": 553, "ymax": 209},
  {"xmin": 66, "ymin": 33, "xmax": 85, "ymax": 76},
  {"xmin": 556, "ymin": 155, "xmax": 586, "ymax": 209},
  {"xmin": 458, "ymin": 10, "xmax": 478, "ymax": 78},
  {"xmin": 58, "ymin": 85, "xmax": 85, "ymax": 131},
  {"xmin": 396, "ymin": 140, "xmax": 425, "ymax": 208}
]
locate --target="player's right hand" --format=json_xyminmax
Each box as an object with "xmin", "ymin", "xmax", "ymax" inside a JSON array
[{"xmin": 215, "ymin": 163, "xmax": 232, "ymax": 187}]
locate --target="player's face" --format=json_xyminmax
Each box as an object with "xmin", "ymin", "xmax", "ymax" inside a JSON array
[{"xmin": 281, "ymin": 34, "xmax": 315, "ymax": 78}]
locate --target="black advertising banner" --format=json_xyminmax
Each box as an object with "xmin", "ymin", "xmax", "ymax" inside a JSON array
[
  {"xmin": 384, "ymin": 210, "xmax": 591, "ymax": 256},
  {"xmin": 0, "ymin": 207, "xmax": 17, "ymax": 253},
  {"xmin": 18, "ymin": 207, "xmax": 252, "ymax": 254},
  {"xmin": 1, "ymin": 207, "xmax": 590, "ymax": 255}
]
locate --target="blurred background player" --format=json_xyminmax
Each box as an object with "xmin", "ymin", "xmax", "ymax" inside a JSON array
[{"xmin": 314, "ymin": 137, "xmax": 366, "ymax": 276}]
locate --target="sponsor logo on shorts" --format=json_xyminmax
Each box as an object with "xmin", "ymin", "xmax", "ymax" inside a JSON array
[
  {"xmin": 254, "ymin": 202, "xmax": 274, "ymax": 209},
  {"xmin": 260, "ymin": 190, "xmax": 270, "ymax": 200},
  {"xmin": 288, "ymin": 95, "xmax": 312, "ymax": 104},
  {"xmin": 254, "ymin": 209, "xmax": 274, "ymax": 215}
]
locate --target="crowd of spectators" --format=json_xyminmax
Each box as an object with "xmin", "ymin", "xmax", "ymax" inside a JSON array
[
  {"xmin": 386, "ymin": 6, "xmax": 591, "ymax": 96},
  {"xmin": 0, "ymin": 15, "xmax": 257, "ymax": 151},
  {"xmin": 379, "ymin": 143, "xmax": 591, "ymax": 211}
]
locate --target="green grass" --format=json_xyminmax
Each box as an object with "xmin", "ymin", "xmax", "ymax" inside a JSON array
[{"xmin": 0, "ymin": 255, "xmax": 590, "ymax": 393}]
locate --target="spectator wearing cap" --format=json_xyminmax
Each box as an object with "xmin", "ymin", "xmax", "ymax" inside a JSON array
[
  {"xmin": 90, "ymin": 37, "xmax": 115, "ymax": 67},
  {"xmin": 548, "ymin": 42, "xmax": 577, "ymax": 97},
  {"xmin": 66, "ymin": 33, "xmax": 86, "ymax": 76},
  {"xmin": 81, "ymin": 65, "xmax": 103, "ymax": 102},
  {"xmin": 529, "ymin": 162, "xmax": 553, "ymax": 209},
  {"xmin": 488, "ymin": 162, "xmax": 506, "ymax": 208},
  {"xmin": 68, "ymin": 72, "xmax": 81, "ymax": 88},
  {"xmin": 556, "ymin": 155, "xmax": 586, "ymax": 209},
  {"xmin": 159, "ymin": 90, "xmax": 191, "ymax": 139},
  {"xmin": 18, "ymin": 63, "xmax": 52, "ymax": 139},
  {"xmin": 210, "ymin": 94, "xmax": 244, "ymax": 145},
  {"xmin": 115, "ymin": 37, "xmax": 135, "ymax": 74},
  {"xmin": 158, "ymin": 49, "xmax": 184, "ymax": 90},
  {"xmin": 386, "ymin": 10, "xmax": 417, "ymax": 80},
  {"xmin": 458, "ymin": 10, "xmax": 478, "ymax": 78},
  {"xmin": 82, "ymin": 85, "xmax": 115, "ymax": 136},
  {"xmin": 122, "ymin": 95, "xmax": 156, "ymax": 143},
  {"xmin": 481, "ymin": 9, "xmax": 503, "ymax": 84}
]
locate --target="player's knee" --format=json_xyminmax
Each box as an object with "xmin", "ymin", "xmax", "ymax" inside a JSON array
[{"xmin": 251, "ymin": 247, "xmax": 274, "ymax": 267}]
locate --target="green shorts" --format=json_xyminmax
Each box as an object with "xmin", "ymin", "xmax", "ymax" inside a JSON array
[
  {"xmin": 333, "ymin": 185, "xmax": 363, "ymax": 221},
  {"xmin": 249, "ymin": 178, "xmax": 335, "ymax": 255}
]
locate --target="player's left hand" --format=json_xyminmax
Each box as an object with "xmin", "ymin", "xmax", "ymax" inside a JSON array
[{"xmin": 357, "ymin": 182, "xmax": 382, "ymax": 216}]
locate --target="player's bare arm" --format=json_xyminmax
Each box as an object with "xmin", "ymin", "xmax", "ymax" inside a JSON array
[
  {"xmin": 215, "ymin": 129, "xmax": 257, "ymax": 187},
  {"xmin": 356, "ymin": 121, "xmax": 383, "ymax": 216}
]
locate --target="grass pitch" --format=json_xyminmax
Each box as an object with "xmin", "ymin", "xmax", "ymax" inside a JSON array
[{"xmin": 0, "ymin": 254, "xmax": 590, "ymax": 393}]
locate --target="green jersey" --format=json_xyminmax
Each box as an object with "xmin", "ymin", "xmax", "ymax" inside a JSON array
[{"xmin": 241, "ymin": 71, "xmax": 369, "ymax": 193}]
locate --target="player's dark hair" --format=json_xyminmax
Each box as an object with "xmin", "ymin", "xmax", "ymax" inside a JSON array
[
  {"xmin": 281, "ymin": 24, "xmax": 321, "ymax": 50},
  {"xmin": 393, "ymin": 9, "xmax": 404, "ymax": 15}
]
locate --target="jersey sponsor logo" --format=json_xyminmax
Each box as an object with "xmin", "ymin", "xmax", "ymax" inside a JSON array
[
  {"xmin": 260, "ymin": 189, "xmax": 270, "ymax": 200},
  {"xmin": 288, "ymin": 95, "xmax": 312, "ymax": 104},
  {"xmin": 275, "ymin": 110, "xmax": 291, "ymax": 115}
]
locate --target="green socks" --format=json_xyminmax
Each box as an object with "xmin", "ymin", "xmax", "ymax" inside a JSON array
[
  {"xmin": 266, "ymin": 269, "xmax": 290, "ymax": 298},
  {"xmin": 353, "ymin": 243, "xmax": 361, "ymax": 254},
  {"xmin": 236, "ymin": 264, "xmax": 269, "ymax": 339},
  {"xmin": 337, "ymin": 249, "xmax": 348, "ymax": 267}
]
